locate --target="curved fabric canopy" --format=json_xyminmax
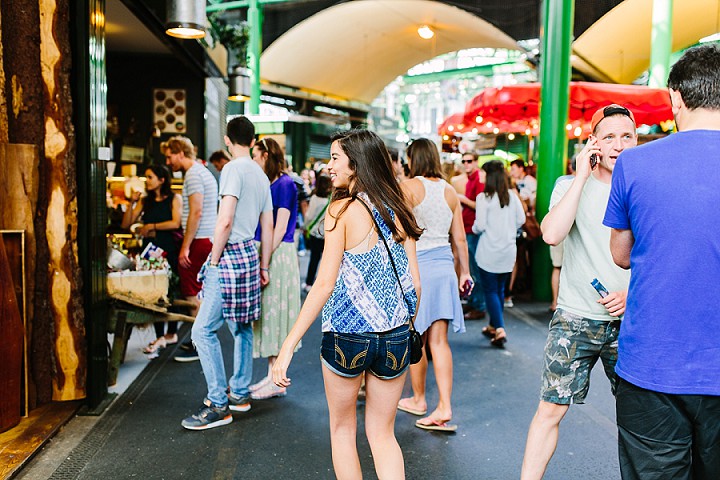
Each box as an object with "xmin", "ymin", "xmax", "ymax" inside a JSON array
[
  {"xmin": 572, "ymin": 0, "xmax": 720, "ymax": 84},
  {"xmin": 261, "ymin": 0, "xmax": 519, "ymax": 105},
  {"xmin": 455, "ymin": 82, "xmax": 673, "ymax": 138}
]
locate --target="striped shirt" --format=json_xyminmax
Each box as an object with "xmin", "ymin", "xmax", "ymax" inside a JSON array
[{"xmin": 182, "ymin": 162, "xmax": 218, "ymax": 238}]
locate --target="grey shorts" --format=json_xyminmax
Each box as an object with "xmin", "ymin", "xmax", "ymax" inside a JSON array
[{"xmin": 540, "ymin": 308, "xmax": 620, "ymax": 404}]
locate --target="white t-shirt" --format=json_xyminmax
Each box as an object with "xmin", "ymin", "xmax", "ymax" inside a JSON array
[
  {"xmin": 550, "ymin": 175, "xmax": 630, "ymax": 321},
  {"xmin": 219, "ymin": 156, "xmax": 273, "ymax": 243},
  {"xmin": 472, "ymin": 192, "xmax": 525, "ymax": 273}
]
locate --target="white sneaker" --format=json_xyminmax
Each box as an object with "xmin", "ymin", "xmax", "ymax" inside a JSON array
[
  {"xmin": 504, "ymin": 298, "xmax": 514, "ymax": 308},
  {"xmin": 251, "ymin": 382, "xmax": 287, "ymax": 400},
  {"xmin": 249, "ymin": 377, "xmax": 271, "ymax": 392}
]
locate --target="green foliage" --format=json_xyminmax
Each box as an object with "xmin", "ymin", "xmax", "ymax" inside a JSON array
[{"xmin": 209, "ymin": 14, "xmax": 250, "ymax": 68}]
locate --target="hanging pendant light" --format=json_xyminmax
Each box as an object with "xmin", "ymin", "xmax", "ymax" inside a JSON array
[
  {"xmin": 228, "ymin": 67, "xmax": 252, "ymax": 102},
  {"xmin": 166, "ymin": 0, "xmax": 206, "ymax": 39}
]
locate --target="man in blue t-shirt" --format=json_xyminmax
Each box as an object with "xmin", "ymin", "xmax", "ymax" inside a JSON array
[{"xmin": 604, "ymin": 44, "xmax": 720, "ymax": 479}]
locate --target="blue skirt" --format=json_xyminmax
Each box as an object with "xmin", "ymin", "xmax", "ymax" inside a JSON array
[{"xmin": 414, "ymin": 245, "xmax": 465, "ymax": 335}]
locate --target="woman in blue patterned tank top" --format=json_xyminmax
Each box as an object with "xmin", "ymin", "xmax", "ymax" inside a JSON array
[{"xmin": 272, "ymin": 129, "xmax": 422, "ymax": 479}]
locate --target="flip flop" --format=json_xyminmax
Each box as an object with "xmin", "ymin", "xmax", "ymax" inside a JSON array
[
  {"xmin": 397, "ymin": 398, "xmax": 427, "ymax": 416},
  {"xmin": 415, "ymin": 418, "xmax": 458, "ymax": 432}
]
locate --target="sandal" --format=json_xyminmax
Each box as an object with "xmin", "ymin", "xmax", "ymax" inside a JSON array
[
  {"xmin": 397, "ymin": 398, "xmax": 427, "ymax": 416},
  {"xmin": 491, "ymin": 333, "xmax": 507, "ymax": 348},
  {"xmin": 142, "ymin": 337, "xmax": 167, "ymax": 354},
  {"xmin": 481, "ymin": 326, "xmax": 496, "ymax": 339},
  {"xmin": 415, "ymin": 417, "xmax": 458, "ymax": 432}
]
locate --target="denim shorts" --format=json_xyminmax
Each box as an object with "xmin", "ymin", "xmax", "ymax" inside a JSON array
[
  {"xmin": 320, "ymin": 324, "xmax": 410, "ymax": 380},
  {"xmin": 540, "ymin": 309, "xmax": 620, "ymax": 404}
]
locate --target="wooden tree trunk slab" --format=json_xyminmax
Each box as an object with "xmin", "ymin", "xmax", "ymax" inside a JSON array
[{"xmin": 40, "ymin": 0, "xmax": 85, "ymax": 401}]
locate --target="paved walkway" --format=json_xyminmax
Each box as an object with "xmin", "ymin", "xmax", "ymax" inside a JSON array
[{"xmin": 17, "ymin": 302, "xmax": 620, "ymax": 480}]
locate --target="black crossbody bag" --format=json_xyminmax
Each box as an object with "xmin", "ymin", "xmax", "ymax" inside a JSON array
[{"xmin": 357, "ymin": 198, "xmax": 423, "ymax": 364}]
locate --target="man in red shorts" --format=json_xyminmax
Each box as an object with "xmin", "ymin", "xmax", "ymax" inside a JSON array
[{"xmin": 164, "ymin": 136, "xmax": 219, "ymax": 361}]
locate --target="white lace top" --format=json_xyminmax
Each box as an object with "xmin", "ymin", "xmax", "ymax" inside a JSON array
[{"xmin": 413, "ymin": 176, "xmax": 453, "ymax": 251}]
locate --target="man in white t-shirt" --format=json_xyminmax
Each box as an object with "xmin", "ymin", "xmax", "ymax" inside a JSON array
[
  {"xmin": 181, "ymin": 116, "xmax": 274, "ymax": 431},
  {"xmin": 520, "ymin": 105, "xmax": 637, "ymax": 480}
]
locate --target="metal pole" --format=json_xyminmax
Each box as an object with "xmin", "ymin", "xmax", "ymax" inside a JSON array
[
  {"xmin": 248, "ymin": 0, "xmax": 262, "ymax": 114},
  {"xmin": 649, "ymin": 0, "xmax": 673, "ymax": 88},
  {"xmin": 532, "ymin": 0, "xmax": 574, "ymax": 301}
]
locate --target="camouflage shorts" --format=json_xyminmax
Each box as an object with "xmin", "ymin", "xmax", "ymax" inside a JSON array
[{"xmin": 540, "ymin": 308, "xmax": 621, "ymax": 404}]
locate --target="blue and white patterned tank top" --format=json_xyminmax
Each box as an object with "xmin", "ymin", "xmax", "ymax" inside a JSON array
[{"xmin": 321, "ymin": 194, "xmax": 418, "ymax": 333}]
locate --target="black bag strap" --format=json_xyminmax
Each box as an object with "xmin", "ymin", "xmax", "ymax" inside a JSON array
[{"xmin": 356, "ymin": 197, "xmax": 417, "ymax": 331}]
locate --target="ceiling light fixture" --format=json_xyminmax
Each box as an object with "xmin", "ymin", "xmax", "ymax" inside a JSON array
[
  {"xmin": 417, "ymin": 25, "xmax": 434, "ymax": 40},
  {"xmin": 228, "ymin": 67, "xmax": 252, "ymax": 102},
  {"xmin": 166, "ymin": 0, "xmax": 206, "ymax": 39}
]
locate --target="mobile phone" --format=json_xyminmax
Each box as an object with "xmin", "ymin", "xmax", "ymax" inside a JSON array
[
  {"xmin": 461, "ymin": 279, "xmax": 474, "ymax": 298},
  {"xmin": 589, "ymin": 154, "xmax": 598, "ymax": 169},
  {"xmin": 590, "ymin": 278, "xmax": 609, "ymax": 298}
]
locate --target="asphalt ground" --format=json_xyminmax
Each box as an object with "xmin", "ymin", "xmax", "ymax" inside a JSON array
[{"xmin": 18, "ymin": 294, "xmax": 620, "ymax": 480}]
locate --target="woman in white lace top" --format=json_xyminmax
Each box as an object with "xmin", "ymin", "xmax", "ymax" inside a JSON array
[{"xmin": 397, "ymin": 138, "xmax": 472, "ymax": 432}]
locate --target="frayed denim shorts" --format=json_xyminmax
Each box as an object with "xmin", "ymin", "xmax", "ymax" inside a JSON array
[{"xmin": 320, "ymin": 324, "xmax": 410, "ymax": 379}]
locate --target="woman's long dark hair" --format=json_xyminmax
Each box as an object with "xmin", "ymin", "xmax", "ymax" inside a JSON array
[
  {"xmin": 254, "ymin": 137, "xmax": 285, "ymax": 181},
  {"xmin": 482, "ymin": 160, "xmax": 510, "ymax": 208},
  {"xmin": 145, "ymin": 164, "xmax": 173, "ymax": 203},
  {"xmin": 406, "ymin": 138, "xmax": 443, "ymax": 179},
  {"xmin": 330, "ymin": 129, "xmax": 421, "ymax": 242}
]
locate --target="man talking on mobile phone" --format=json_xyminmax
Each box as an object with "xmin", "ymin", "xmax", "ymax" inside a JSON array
[{"xmin": 520, "ymin": 104, "xmax": 637, "ymax": 480}]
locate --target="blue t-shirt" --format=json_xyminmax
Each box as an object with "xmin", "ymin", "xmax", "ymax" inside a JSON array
[
  {"xmin": 254, "ymin": 174, "xmax": 298, "ymax": 243},
  {"xmin": 603, "ymin": 130, "xmax": 720, "ymax": 395}
]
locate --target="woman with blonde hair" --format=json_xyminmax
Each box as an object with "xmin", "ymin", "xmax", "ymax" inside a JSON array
[{"xmin": 273, "ymin": 129, "xmax": 421, "ymax": 479}]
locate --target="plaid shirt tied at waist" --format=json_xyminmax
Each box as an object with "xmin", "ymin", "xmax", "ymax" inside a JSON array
[{"xmin": 198, "ymin": 239, "xmax": 261, "ymax": 323}]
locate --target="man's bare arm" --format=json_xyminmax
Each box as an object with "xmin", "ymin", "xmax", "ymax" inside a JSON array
[{"xmin": 610, "ymin": 228, "xmax": 634, "ymax": 270}]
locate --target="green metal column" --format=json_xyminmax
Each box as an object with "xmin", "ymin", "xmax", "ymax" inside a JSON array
[
  {"xmin": 248, "ymin": 0, "xmax": 262, "ymax": 114},
  {"xmin": 649, "ymin": 0, "xmax": 673, "ymax": 88},
  {"xmin": 532, "ymin": 0, "xmax": 574, "ymax": 301}
]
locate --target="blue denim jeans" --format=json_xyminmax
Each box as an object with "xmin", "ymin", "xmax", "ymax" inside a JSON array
[
  {"xmin": 477, "ymin": 268, "xmax": 510, "ymax": 330},
  {"xmin": 466, "ymin": 233, "xmax": 486, "ymax": 311},
  {"xmin": 191, "ymin": 266, "xmax": 254, "ymax": 406}
]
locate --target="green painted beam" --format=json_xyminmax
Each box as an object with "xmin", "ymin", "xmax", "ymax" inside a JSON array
[
  {"xmin": 402, "ymin": 62, "xmax": 530, "ymax": 84},
  {"xmin": 206, "ymin": 0, "xmax": 297, "ymax": 13},
  {"xmin": 248, "ymin": 0, "xmax": 262, "ymax": 114},
  {"xmin": 533, "ymin": 0, "xmax": 574, "ymax": 301}
]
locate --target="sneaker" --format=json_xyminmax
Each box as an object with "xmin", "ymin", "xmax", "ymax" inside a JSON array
[
  {"xmin": 251, "ymin": 382, "xmax": 287, "ymax": 400},
  {"xmin": 504, "ymin": 298, "xmax": 514, "ymax": 308},
  {"xmin": 181, "ymin": 402, "xmax": 232, "ymax": 430},
  {"xmin": 227, "ymin": 393, "xmax": 252, "ymax": 412},
  {"xmin": 174, "ymin": 348, "xmax": 199, "ymax": 362},
  {"xmin": 179, "ymin": 340, "xmax": 194, "ymax": 352}
]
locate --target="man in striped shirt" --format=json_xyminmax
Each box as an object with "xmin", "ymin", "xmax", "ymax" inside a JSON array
[{"xmin": 164, "ymin": 136, "xmax": 218, "ymax": 361}]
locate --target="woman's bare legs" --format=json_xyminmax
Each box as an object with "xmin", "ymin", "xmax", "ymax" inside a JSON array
[
  {"xmin": 322, "ymin": 365, "xmax": 363, "ymax": 480},
  {"xmin": 365, "ymin": 371, "xmax": 407, "ymax": 479},
  {"xmin": 420, "ymin": 320, "xmax": 453, "ymax": 423},
  {"xmin": 398, "ymin": 344, "xmax": 428, "ymax": 414}
]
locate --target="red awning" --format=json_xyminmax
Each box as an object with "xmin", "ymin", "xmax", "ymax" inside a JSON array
[{"xmin": 458, "ymin": 81, "xmax": 673, "ymax": 138}]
